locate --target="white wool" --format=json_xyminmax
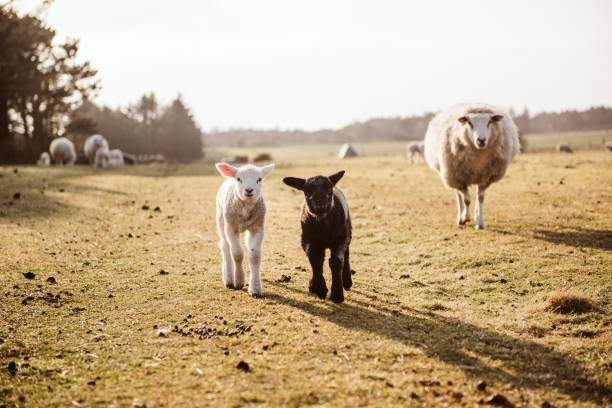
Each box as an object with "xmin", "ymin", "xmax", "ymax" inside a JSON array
[
  {"xmin": 214, "ymin": 163, "xmax": 274, "ymax": 296},
  {"xmin": 37, "ymin": 152, "xmax": 51, "ymax": 167},
  {"xmin": 84, "ymin": 134, "xmax": 109, "ymax": 165},
  {"xmin": 406, "ymin": 140, "xmax": 425, "ymax": 164},
  {"xmin": 108, "ymin": 149, "xmax": 125, "ymax": 167},
  {"xmin": 49, "ymin": 137, "xmax": 76, "ymax": 166},
  {"xmin": 94, "ymin": 148, "xmax": 111, "ymax": 168},
  {"xmin": 424, "ymin": 103, "xmax": 520, "ymax": 230}
]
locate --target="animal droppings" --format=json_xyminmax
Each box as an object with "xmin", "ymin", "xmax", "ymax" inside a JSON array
[{"xmin": 236, "ymin": 361, "xmax": 250, "ymax": 372}]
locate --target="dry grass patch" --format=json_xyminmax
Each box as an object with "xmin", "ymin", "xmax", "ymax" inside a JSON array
[{"xmin": 544, "ymin": 292, "xmax": 597, "ymax": 314}]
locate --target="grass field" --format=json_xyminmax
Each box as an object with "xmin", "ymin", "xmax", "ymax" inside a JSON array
[
  {"xmin": 206, "ymin": 130, "xmax": 612, "ymax": 162},
  {"xmin": 1, "ymin": 150, "xmax": 611, "ymax": 407}
]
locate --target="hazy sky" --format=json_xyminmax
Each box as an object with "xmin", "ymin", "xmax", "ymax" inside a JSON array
[{"xmin": 13, "ymin": 0, "xmax": 612, "ymax": 131}]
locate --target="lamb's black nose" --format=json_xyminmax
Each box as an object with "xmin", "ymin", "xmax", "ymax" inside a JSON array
[
  {"xmin": 477, "ymin": 138, "xmax": 486, "ymax": 147},
  {"xmin": 245, "ymin": 188, "xmax": 254, "ymax": 194}
]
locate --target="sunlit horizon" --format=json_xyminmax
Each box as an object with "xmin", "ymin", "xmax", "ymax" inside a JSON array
[{"xmin": 11, "ymin": 0, "xmax": 612, "ymax": 132}]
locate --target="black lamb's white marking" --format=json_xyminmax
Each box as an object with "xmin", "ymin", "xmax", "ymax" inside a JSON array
[{"xmin": 283, "ymin": 170, "xmax": 354, "ymax": 303}]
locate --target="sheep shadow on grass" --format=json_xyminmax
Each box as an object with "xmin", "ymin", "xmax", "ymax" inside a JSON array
[
  {"xmin": 265, "ymin": 281, "xmax": 611, "ymax": 406},
  {"xmin": 532, "ymin": 227, "xmax": 612, "ymax": 251}
]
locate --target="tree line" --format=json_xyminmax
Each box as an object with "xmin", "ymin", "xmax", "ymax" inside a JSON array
[
  {"xmin": 0, "ymin": 3, "xmax": 203, "ymax": 164},
  {"xmin": 206, "ymin": 106, "xmax": 612, "ymax": 148}
]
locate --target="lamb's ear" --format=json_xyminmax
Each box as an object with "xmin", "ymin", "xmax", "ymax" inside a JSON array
[
  {"xmin": 282, "ymin": 177, "xmax": 305, "ymax": 191},
  {"xmin": 261, "ymin": 163, "xmax": 275, "ymax": 177},
  {"xmin": 329, "ymin": 170, "xmax": 345, "ymax": 186},
  {"xmin": 458, "ymin": 116, "xmax": 469, "ymax": 124},
  {"xmin": 491, "ymin": 114, "xmax": 504, "ymax": 122},
  {"xmin": 215, "ymin": 163, "xmax": 238, "ymax": 178}
]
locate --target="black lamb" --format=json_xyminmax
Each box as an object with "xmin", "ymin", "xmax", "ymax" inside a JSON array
[{"xmin": 283, "ymin": 170, "xmax": 354, "ymax": 303}]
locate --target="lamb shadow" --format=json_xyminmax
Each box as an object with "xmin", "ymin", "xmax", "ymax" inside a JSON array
[
  {"xmin": 265, "ymin": 281, "xmax": 611, "ymax": 405},
  {"xmin": 532, "ymin": 227, "xmax": 612, "ymax": 251}
]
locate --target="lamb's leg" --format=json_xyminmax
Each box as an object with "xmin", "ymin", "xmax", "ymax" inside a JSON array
[
  {"xmin": 217, "ymin": 212, "xmax": 234, "ymax": 288},
  {"xmin": 475, "ymin": 185, "xmax": 488, "ymax": 230},
  {"xmin": 342, "ymin": 247, "xmax": 353, "ymax": 291},
  {"xmin": 245, "ymin": 228, "xmax": 264, "ymax": 297},
  {"xmin": 456, "ymin": 187, "xmax": 471, "ymax": 225},
  {"xmin": 225, "ymin": 225, "xmax": 245, "ymax": 290},
  {"xmin": 305, "ymin": 244, "xmax": 327, "ymax": 300},
  {"xmin": 329, "ymin": 247, "xmax": 345, "ymax": 303}
]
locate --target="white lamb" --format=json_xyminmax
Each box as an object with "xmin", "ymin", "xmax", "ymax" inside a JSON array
[
  {"xmin": 406, "ymin": 140, "xmax": 425, "ymax": 163},
  {"xmin": 84, "ymin": 134, "xmax": 109, "ymax": 165},
  {"xmin": 108, "ymin": 149, "xmax": 125, "ymax": 167},
  {"xmin": 94, "ymin": 148, "xmax": 111, "ymax": 168},
  {"xmin": 215, "ymin": 162, "xmax": 275, "ymax": 297},
  {"xmin": 49, "ymin": 137, "xmax": 76, "ymax": 166},
  {"xmin": 424, "ymin": 103, "xmax": 520, "ymax": 230},
  {"xmin": 37, "ymin": 152, "xmax": 50, "ymax": 167}
]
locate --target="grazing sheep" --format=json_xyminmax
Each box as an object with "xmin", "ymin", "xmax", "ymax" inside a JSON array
[
  {"xmin": 84, "ymin": 134, "xmax": 110, "ymax": 165},
  {"xmin": 215, "ymin": 162, "xmax": 275, "ymax": 297},
  {"xmin": 94, "ymin": 148, "xmax": 111, "ymax": 168},
  {"xmin": 49, "ymin": 137, "xmax": 76, "ymax": 166},
  {"xmin": 556, "ymin": 143, "xmax": 573, "ymax": 153},
  {"xmin": 108, "ymin": 149, "xmax": 125, "ymax": 167},
  {"xmin": 406, "ymin": 141, "xmax": 425, "ymax": 163},
  {"xmin": 36, "ymin": 152, "xmax": 50, "ymax": 167},
  {"xmin": 424, "ymin": 103, "xmax": 520, "ymax": 230},
  {"xmin": 283, "ymin": 171, "xmax": 354, "ymax": 303}
]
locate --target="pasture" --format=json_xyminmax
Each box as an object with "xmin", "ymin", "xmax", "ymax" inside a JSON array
[{"xmin": 0, "ymin": 149, "xmax": 611, "ymax": 407}]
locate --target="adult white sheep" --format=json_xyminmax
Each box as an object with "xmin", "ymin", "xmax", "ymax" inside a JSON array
[
  {"xmin": 37, "ymin": 152, "xmax": 51, "ymax": 166},
  {"xmin": 108, "ymin": 149, "xmax": 125, "ymax": 167},
  {"xmin": 424, "ymin": 103, "xmax": 519, "ymax": 230},
  {"xmin": 84, "ymin": 134, "xmax": 109, "ymax": 165},
  {"xmin": 215, "ymin": 162, "xmax": 275, "ymax": 297},
  {"xmin": 406, "ymin": 140, "xmax": 425, "ymax": 164},
  {"xmin": 94, "ymin": 148, "xmax": 111, "ymax": 168},
  {"xmin": 49, "ymin": 137, "xmax": 76, "ymax": 166}
]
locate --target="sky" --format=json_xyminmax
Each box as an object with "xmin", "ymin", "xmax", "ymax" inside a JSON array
[{"xmin": 12, "ymin": 0, "xmax": 612, "ymax": 131}]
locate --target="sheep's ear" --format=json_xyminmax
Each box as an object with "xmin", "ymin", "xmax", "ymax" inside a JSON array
[
  {"xmin": 458, "ymin": 116, "xmax": 469, "ymax": 124},
  {"xmin": 329, "ymin": 170, "xmax": 345, "ymax": 186},
  {"xmin": 261, "ymin": 163, "xmax": 275, "ymax": 177},
  {"xmin": 491, "ymin": 114, "xmax": 504, "ymax": 122},
  {"xmin": 282, "ymin": 177, "xmax": 305, "ymax": 191},
  {"xmin": 215, "ymin": 163, "xmax": 238, "ymax": 178}
]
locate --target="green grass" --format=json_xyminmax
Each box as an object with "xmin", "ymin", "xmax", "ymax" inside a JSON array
[{"xmin": 1, "ymin": 150, "xmax": 611, "ymax": 407}]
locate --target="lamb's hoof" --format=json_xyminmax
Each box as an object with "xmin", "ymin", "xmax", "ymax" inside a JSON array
[
  {"xmin": 309, "ymin": 281, "xmax": 328, "ymax": 300},
  {"xmin": 234, "ymin": 283, "xmax": 245, "ymax": 290},
  {"xmin": 330, "ymin": 291, "xmax": 344, "ymax": 303},
  {"xmin": 475, "ymin": 224, "xmax": 486, "ymax": 230},
  {"xmin": 249, "ymin": 291, "xmax": 263, "ymax": 298},
  {"xmin": 457, "ymin": 219, "xmax": 467, "ymax": 226},
  {"xmin": 224, "ymin": 282, "xmax": 235, "ymax": 289}
]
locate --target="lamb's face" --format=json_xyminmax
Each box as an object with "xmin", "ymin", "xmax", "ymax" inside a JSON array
[
  {"xmin": 283, "ymin": 171, "xmax": 345, "ymax": 217},
  {"xmin": 304, "ymin": 176, "xmax": 335, "ymax": 215},
  {"xmin": 216, "ymin": 163, "xmax": 275, "ymax": 201},
  {"xmin": 458, "ymin": 113, "xmax": 503, "ymax": 149}
]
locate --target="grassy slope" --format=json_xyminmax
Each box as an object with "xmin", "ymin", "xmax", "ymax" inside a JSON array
[{"xmin": 0, "ymin": 151, "xmax": 611, "ymax": 407}]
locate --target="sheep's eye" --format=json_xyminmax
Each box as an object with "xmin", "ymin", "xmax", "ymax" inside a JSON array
[
  {"xmin": 257, "ymin": 178, "xmax": 262, "ymax": 183},
  {"xmin": 237, "ymin": 177, "xmax": 241, "ymax": 183}
]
